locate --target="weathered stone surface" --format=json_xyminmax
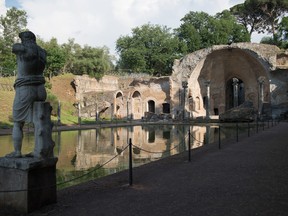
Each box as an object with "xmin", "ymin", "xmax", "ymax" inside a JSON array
[
  {"xmin": 171, "ymin": 43, "xmax": 288, "ymax": 119},
  {"xmin": 33, "ymin": 102, "xmax": 55, "ymax": 158},
  {"xmin": 71, "ymin": 43, "xmax": 288, "ymax": 120},
  {"xmin": 219, "ymin": 101, "xmax": 257, "ymax": 122},
  {"xmin": 0, "ymin": 157, "xmax": 57, "ymax": 213},
  {"xmin": 1, "ymin": 31, "xmax": 57, "ymax": 214},
  {"xmin": 0, "ymin": 156, "xmax": 58, "ymax": 170},
  {"xmin": 8, "ymin": 31, "xmax": 48, "ymax": 158},
  {"xmin": 144, "ymin": 112, "xmax": 172, "ymax": 121}
]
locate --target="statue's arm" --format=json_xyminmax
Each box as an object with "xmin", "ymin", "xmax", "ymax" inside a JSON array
[{"xmin": 12, "ymin": 43, "xmax": 25, "ymax": 54}]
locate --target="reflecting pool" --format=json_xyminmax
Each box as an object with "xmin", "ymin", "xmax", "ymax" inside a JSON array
[{"xmin": 0, "ymin": 124, "xmax": 246, "ymax": 189}]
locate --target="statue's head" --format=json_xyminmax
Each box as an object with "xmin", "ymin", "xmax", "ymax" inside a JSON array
[{"xmin": 19, "ymin": 31, "xmax": 36, "ymax": 43}]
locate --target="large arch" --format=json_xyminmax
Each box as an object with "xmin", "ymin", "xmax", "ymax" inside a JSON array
[
  {"xmin": 197, "ymin": 48, "xmax": 270, "ymax": 115},
  {"xmin": 171, "ymin": 43, "xmax": 278, "ymax": 118}
]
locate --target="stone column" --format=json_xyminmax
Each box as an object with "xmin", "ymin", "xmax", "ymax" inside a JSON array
[
  {"xmin": 95, "ymin": 103, "xmax": 98, "ymax": 121},
  {"xmin": 182, "ymin": 81, "xmax": 188, "ymax": 120},
  {"xmin": 126, "ymin": 98, "xmax": 129, "ymax": 120},
  {"xmin": 204, "ymin": 80, "xmax": 211, "ymax": 119},
  {"xmin": 110, "ymin": 103, "xmax": 114, "ymax": 120},
  {"xmin": 232, "ymin": 78, "xmax": 239, "ymax": 107},
  {"xmin": 258, "ymin": 77, "xmax": 265, "ymax": 117},
  {"xmin": 78, "ymin": 103, "xmax": 81, "ymax": 125}
]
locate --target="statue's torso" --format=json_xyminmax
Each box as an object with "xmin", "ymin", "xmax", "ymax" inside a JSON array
[{"xmin": 13, "ymin": 43, "xmax": 46, "ymax": 78}]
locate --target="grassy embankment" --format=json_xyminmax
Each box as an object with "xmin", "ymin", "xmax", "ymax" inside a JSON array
[{"xmin": 0, "ymin": 73, "xmax": 79, "ymax": 128}]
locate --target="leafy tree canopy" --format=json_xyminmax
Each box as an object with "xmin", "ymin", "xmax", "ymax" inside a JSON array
[
  {"xmin": 231, "ymin": 0, "xmax": 288, "ymax": 40},
  {"xmin": 0, "ymin": 7, "xmax": 27, "ymax": 76},
  {"xmin": 176, "ymin": 11, "xmax": 249, "ymax": 53},
  {"xmin": 0, "ymin": 7, "xmax": 114, "ymax": 79},
  {"xmin": 116, "ymin": 23, "xmax": 183, "ymax": 76},
  {"xmin": 261, "ymin": 16, "xmax": 288, "ymax": 48},
  {"xmin": 37, "ymin": 37, "xmax": 66, "ymax": 79},
  {"xmin": 71, "ymin": 45, "xmax": 113, "ymax": 79}
]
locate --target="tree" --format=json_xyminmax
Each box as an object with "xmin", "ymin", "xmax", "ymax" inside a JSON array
[
  {"xmin": 37, "ymin": 37, "xmax": 113, "ymax": 79},
  {"xmin": 37, "ymin": 38, "xmax": 66, "ymax": 79},
  {"xmin": 259, "ymin": 0, "xmax": 288, "ymax": 39},
  {"xmin": 71, "ymin": 45, "xmax": 113, "ymax": 79},
  {"xmin": 216, "ymin": 10, "xmax": 250, "ymax": 43},
  {"xmin": 176, "ymin": 11, "xmax": 249, "ymax": 53},
  {"xmin": 231, "ymin": 0, "xmax": 288, "ymax": 41},
  {"xmin": 230, "ymin": 1, "xmax": 264, "ymax": 36},
  {"xmin": 116, "ymin": 23, "xmax": 182, "ymax": 76},
  {"xmin": 278, "ymin": 16, "xmax": 288, "ymax": 48},
  {"xmin": 0, "ymin": 7, "xmax": 27, "ymax": 76},
  {"xmin": 262, "ymin": 16, "xmax": 288, "ymax": 48},
  {"xmin": 61, "ymin": 38, "xmax": 82, "ymax": 74}
]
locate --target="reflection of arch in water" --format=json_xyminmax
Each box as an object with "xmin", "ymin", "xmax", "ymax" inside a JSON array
[
  {"xmin": 114, "ymin": 91, "xmax": 124, "ymax": 118},
  {"xmin": 131, "ymin": 91, "xmax": 142, "ymax": 119}
]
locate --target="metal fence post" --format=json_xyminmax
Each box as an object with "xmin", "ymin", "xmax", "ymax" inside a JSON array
[
  {"xmin": 218, "ymin": 126, "xmax": 221, "ymax": 149},
  {"xmin": 236, "ymin": 123, "xmax": 239, "ymax": 142},
  {"xmin": 188, "ymin": 129, "xmax": 191, "ymax": 162}
]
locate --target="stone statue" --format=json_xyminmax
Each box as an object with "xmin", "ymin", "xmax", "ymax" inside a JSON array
[{"xmin": 6, "ymin": 31, "xmax": 54, "ymax": 158}]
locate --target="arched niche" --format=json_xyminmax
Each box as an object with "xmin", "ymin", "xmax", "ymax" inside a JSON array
[{"xmin": 131, "ymin": 91, "xmax": 142, "ymax": 119}]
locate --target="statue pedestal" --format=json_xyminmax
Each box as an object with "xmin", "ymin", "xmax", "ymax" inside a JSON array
[{"xmin": 0, "ymin": 157, "xmax": 58, "ymax": 213}]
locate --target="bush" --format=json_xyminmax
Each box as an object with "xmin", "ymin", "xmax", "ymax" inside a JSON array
[{"xmin": 46, "ymin": 90, "xmax": 59, "ymax": 116}]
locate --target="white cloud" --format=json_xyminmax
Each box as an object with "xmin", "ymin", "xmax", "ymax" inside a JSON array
[
  {"xmin": 0, "ymin": 0, "xmax": 5, "ymax": 15},
  {"xmin": 1, "ymin": 0, "xmax": 251, "ymax": 57}
]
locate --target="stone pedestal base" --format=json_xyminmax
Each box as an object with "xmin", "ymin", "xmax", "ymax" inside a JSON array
[{"xmin": 0, "ymin": 157, "xmax": 58, "ymax": 213}]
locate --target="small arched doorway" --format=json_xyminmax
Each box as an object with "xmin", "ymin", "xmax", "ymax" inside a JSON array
[{"xmin": 148, "ymin": 100, "xmax": 155, "ymax": 113}]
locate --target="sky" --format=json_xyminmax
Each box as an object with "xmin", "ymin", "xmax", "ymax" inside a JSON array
[{"xmin": 1, "ymin": 0, "xmax": 265, "ymax": 57}]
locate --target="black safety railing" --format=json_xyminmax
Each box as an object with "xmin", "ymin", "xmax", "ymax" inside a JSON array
[
  {"xmin": 0, "ymin": 119, "xmax": 280, "ymax": 192},
  {"xmin": 0, "ymin": 145, "xmax": 129, "ymax": 193}
]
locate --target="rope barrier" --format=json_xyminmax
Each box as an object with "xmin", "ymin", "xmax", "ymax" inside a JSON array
[
  {"xmin": 0, "ymin": 144, "xmax": 129, "ymax": 193},
  {"xmin": 2, "ymin": 121, "xmax": 280, "ymax": 193},
  {"xmin": 190, "ymin": 134, "xmax": 205, "ymax": 145},
  {"xmin": 57, "ymin": 144, "xmax": 129, "ymax": 187}
]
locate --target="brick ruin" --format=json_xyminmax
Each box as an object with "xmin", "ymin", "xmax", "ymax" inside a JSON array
[{"xmin": 72, "ymin": 42, "xmax": 288, "ymax": 121}]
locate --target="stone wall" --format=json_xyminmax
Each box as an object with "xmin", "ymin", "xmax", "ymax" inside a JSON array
[
  {"xmin": 171, "ymin": 42, "xmax": 288, "ymax": 119},
  {"xmin": 73, "ymin": 75, "xmax": 119, "ymax": 101},
  {"xmin": 73, "ymin": 43, "xmax": 288, "ymax": 120},
  {"xmin": 73, "ymin": 74, "xmax": 171, "ymax": 119}
]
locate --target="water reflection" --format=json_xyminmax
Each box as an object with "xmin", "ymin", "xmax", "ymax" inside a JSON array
[
  {"xmin": 75, "ymin": 125, "xmax": 184, "ymax": 171},
  {"xmin": 0, "ymin": 124, "xmax": 239, "ymax": 188}
]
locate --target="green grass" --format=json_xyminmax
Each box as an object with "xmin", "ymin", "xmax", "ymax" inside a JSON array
[{"xmin": 0, "ymin": 74, "xmax": 78, "ymax": 128}]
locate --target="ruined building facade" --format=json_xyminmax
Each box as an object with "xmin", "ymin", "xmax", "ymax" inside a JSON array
[{"xmin": 73, "ymin": 43, "xmax": 288, "ymax": 120}]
